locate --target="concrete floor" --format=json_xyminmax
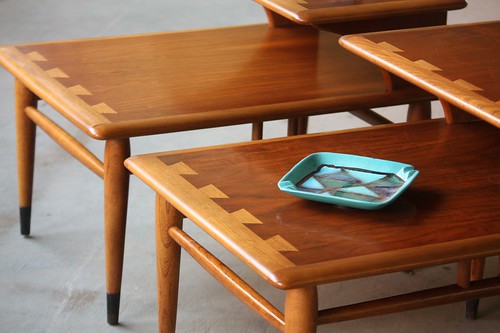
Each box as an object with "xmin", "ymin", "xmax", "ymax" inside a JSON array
[{"xmin": 0, "ymin": 0, "xmax": 499, "ymax": 332}]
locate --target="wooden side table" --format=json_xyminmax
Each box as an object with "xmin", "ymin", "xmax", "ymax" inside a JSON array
[
  {"xmin": 256, "ymin": 0, "xmax": 467, "ymax": 33},
  {"xmin": 126, "ymin": 119, "xmax": 500, "ymax": 332},
  {"xmin": 340, "ymin": 20, "xmax": 500, "ymax": 128}
]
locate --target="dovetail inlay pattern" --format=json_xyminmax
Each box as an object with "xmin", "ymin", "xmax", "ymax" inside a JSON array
[
  {"xmin": 24, "ymin": 51, "xmax": 117, "ymax": 115},
  {"xmin": 166, "ymin": 161, "xmax": 300, "ymax": 256}
]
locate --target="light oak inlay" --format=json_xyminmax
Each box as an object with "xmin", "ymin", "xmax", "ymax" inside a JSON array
[
  {"xmin": 413, "ymin": 59, "xmax": 441, "ymax": 72},
  {"xmin": 67, "ymin": 85, "xmax": 93, "ymax": 96},
  {"xmin": 46, "ymin": 67, "xmax": 69, "ymax": 78},
  {"xmin": 92, "ymin": 102, "xmax": 117, "ymax": 114},
  {"xmin": 232, "ymin": 209, "xmax": 264, "ymax": 225},
  {"xmin": 265, "ymin": 235, "xmax": 298, "ymax": 252},
  {"xmin": 199, "ymin": 184, "xmax": 229, "ymax": 199},
  {"xmin": 26, "ymin": 51, "xmax": 47, "ymax": 62},
  {"xmin": 169, "ymin": 162, "xmax": 198, "ymax": 175}
]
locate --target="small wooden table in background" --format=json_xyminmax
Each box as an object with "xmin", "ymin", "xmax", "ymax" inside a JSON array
[
  {"xmin": 256, "ymin": 0, "xmax": 467, "ymax": 33},
  {"xmin": 339, "ymin": 20, "xmax": 500, "ymax": 127}
]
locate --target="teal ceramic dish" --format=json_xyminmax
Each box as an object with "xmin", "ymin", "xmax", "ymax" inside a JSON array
[{"xmin": 278, "ymin": 152, "xmax": 419, "ymax": 210}]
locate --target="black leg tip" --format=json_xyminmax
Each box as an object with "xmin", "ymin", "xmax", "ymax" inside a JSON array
[
  {"xmin": 20, "ymin": 207, "xmax": 31, "ymax": 236},
  {"xmin": 107, "ymin": 293, "xmax": 121, "ymax": 325},
  {"xmin": 466, "ymin": 299, "xmax": 479, "ymax": 320}
]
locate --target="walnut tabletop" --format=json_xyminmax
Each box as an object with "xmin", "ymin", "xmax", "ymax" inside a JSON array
[
  {"xmin": 256, "ymin": 0, "xmax": 467, "ymax": 32},
  {"xmin": 126, "ymin": 119, "xmax": 500, "ymax": 288},
  {"xmin": 126, "ymin": 119, "xmax": 500, "ymax": 331},
  {"xmin": 340, "ymin": 21, "xmax": 500, "ymax": 128},
  {"xmin": 0, "ymin": 24, "xmax": 425, "ymax": 140}
]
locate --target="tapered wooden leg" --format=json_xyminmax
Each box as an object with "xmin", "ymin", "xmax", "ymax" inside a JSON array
[
  {"xmin": 103, "ymin": 138, "xmax": 130, "ymax": 325},
  {"xmin": 156, "ymin": 195, "xmax": 183, "ymax": 333},
  {"xmin": 252, "ymin": 122, "xmax": 264, "ymax": 140},
  {"xmin": 297, "ymin": 117, "xmax": 308, "ymax": 135},
  {"xmin": 287, "ymin": 118, "xmax": 299, "ymax": 136},
  {"xmin": 284, "ymin": 287, "xmax": 318, "ymax": 333},
  {"xmin": 15, "ymin": 80, "xmax": 38, "ymax": 236},
  {"xmin": 288, "ymin": 117, "xmax": 308, "ymax": 136},
  {"xmin": 407, "ymin": 101, "xmax": 431, "ymax": 122},
  {"xmin": 466, "ymin": 258, "xmax": 486, "ymax": 320}
]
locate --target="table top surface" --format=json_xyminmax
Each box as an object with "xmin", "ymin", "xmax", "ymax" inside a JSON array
[
  {"xmin": 125, "ymin": 119, "xmax": 500, "ymax": 289},
  {"xmin": 340, "ymin": 21, "xmax": 500, "ymax": 128},
  {"xmin": 0, "ymin": 24, "xmax": 423, "ymax": 140},
  {"xmin": 255, "ymin": 0, "xmax": 467, "ymax": 25}
]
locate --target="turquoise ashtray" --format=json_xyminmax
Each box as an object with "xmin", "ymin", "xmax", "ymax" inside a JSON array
[{"xmin": 278, "ymin": 153, "xmax": 419, "ymax": 210}]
